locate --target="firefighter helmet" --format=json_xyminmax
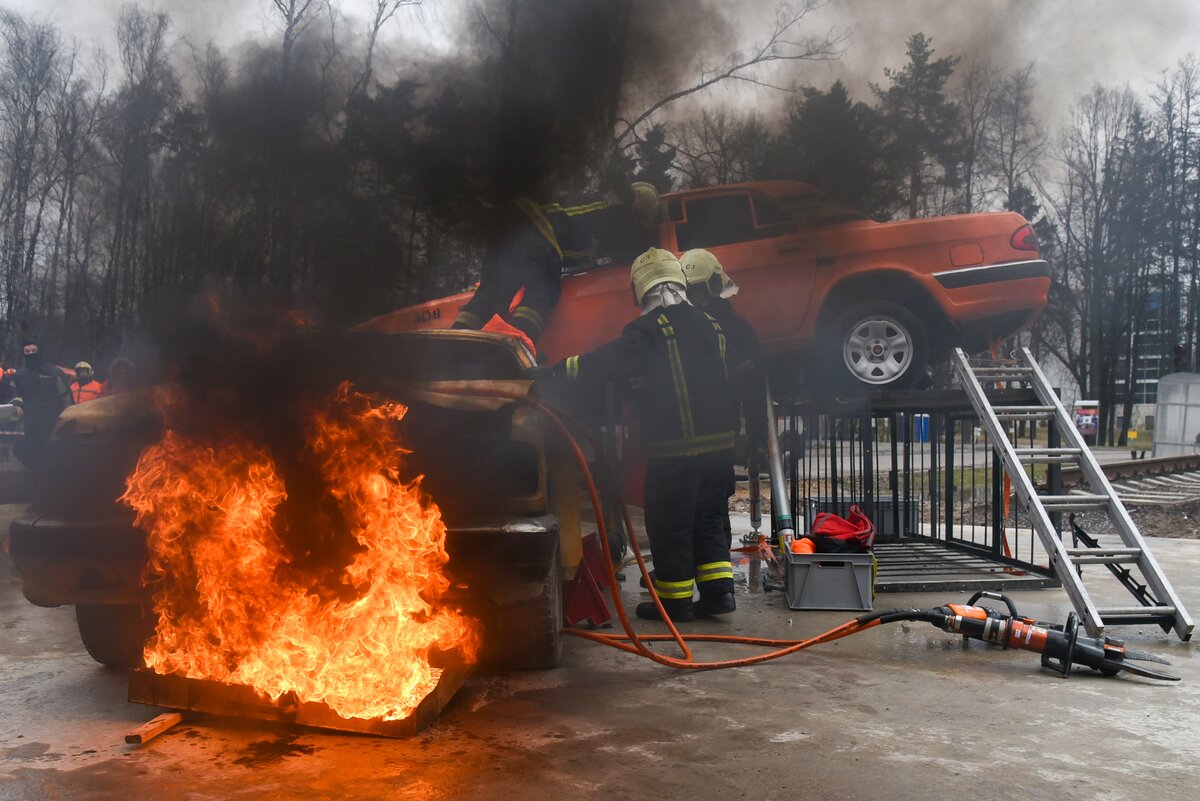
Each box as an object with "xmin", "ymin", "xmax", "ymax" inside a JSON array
[
  {"xmin": 680, "ymin": 248, "xmax": 739, "ymax": 298},
  {"xmin": 630, "ymin": 182, "xmax": 661, "ymax": 226},
  {"xmin": 630, "ymin": 247, "xmax": 686, "ymax": 306}
]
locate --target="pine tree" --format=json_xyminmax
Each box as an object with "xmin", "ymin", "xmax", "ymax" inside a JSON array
[{"xmin": 872, "ymin": 33, "xmax": 962, "ymax": 218}]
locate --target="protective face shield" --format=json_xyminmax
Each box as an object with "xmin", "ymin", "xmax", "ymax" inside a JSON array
[
  {"xmin": 629, "ymin": 182, "xmax": 661, "ymax": 227},
  {"xmin": 75, "ymin": 361, "xmax": 93, "ymax": 381},
  {"xmin": 680, "ymin": 248, "xmax": 739, "ymax": 300},
  {"xmin": 630, "ymin": 247, "xmax": 687, "ymax": 306}
]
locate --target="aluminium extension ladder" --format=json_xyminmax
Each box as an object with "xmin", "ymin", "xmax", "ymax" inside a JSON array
[{"xmin": 953, "ymin": 346, "xmax": 1194, "ymax": 641}]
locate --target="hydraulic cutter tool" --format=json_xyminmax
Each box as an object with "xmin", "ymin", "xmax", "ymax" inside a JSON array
[{"xmin": 864, "ymin": 591, "xmax": 1179, "ymax": 681}]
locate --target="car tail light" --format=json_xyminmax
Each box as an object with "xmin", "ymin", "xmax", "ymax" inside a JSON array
[{"xmin": 1011, "ymin": 224, "xmax": 1039, "ymax": 252}]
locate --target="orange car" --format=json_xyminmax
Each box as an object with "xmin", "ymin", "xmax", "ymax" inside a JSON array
[{"xmin": 358, "ymin": 181, "xmax": 1049, "ymax": 391}]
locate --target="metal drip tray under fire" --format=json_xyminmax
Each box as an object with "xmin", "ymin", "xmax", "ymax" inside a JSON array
[{"xmin": 128, "ymin": 660, "xmax": 472, "ymax": 738}]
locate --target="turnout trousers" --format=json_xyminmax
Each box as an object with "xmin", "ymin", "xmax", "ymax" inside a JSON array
[
  {"xmin": 643, "ymin": 449, "xmax": 735, "ymax": 602},
  {"xmin": 454, "ymin": 220, "xmax": 560, "ymax": 341}
]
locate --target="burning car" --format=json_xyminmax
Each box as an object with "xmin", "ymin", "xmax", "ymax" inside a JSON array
[
  {"xmin": 7, "ymin": 331, "xmax": 572, "ymax": 695},
  {"xmin": 360, "ymin": 181, "xmax": 1050, "ymax": 392}
]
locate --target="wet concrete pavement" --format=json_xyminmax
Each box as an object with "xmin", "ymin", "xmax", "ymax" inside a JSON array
[{"xmin": 2, "ymin": 500, "xmax": 1198, "ymax": 801}]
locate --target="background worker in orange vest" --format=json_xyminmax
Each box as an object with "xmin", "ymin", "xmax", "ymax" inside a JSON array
[
  {"xmin": 451, "ymin": 182, "xmax": 661, "ymax": 344},
  {"xmin": 71, "ymin": 361, "xmax": 102, "ymax": 404}
]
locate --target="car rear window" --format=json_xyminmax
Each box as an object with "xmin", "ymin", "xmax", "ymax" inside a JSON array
[{"xmin": 676, "ymin": 193, "xmax": 792, "ymax": 250}]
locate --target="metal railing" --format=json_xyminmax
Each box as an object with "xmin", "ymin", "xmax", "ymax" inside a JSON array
[{"xmin": 775, "ymin": 390, "xmax": 1057, "ymax": 579}]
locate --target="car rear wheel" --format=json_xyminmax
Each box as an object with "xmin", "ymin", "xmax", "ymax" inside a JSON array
[
  {"xmin": 816, "ymin": 301, "xmax": 929, "ymax": 393},
  {"xmin": 76, "ymin": 604, "xmax": 155, "ymax": 668}
]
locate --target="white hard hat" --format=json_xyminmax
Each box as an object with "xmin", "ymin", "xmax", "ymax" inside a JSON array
[
  {"xmin": 680, "ymin": 248, "xmax": 738, "ymax": 298},
  {"xmin": 630, "ymin": 247, "xmax": 686, "ymax": 306}
]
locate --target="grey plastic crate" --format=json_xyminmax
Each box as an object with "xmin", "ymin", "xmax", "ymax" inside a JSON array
[{"xmin": 784, "ymin": 551, "xmax": 874, "ymax": 611}]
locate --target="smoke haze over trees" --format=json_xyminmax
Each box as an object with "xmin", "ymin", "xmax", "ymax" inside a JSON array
[{"xmin": 0, "ymin": 0, "xmax": 1197, "ymax": 446}]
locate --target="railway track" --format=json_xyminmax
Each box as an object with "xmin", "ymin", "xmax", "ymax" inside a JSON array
[{"xmin": 1062, "ymin": 454, "xmax": 1200, "ymax": 507}]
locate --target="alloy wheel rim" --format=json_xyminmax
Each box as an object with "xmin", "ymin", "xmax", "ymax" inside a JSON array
[{"xmin": 842, "ymin": 315, "xmax": 913, "ymax": 384}]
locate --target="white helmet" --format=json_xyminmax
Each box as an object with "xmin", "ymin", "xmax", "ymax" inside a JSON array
[
  {"xmin": 680, "ymin": 248, "xmax": 738, "ymax": 298},
  {"xmin": 630, "ymin": 247, "xmax": 686, "ymax": 306},
  {"xmin": 629, "ymin": 182, "xmax": 661, "ymax": 226}
]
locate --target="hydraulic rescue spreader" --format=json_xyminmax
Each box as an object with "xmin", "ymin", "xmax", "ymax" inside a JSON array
[{"xmin": 865, "ymin": 591, "xmax": 1179, "ymax": 682}]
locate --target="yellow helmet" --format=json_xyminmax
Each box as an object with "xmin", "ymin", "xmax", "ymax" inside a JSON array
[
  {"xmin": 630, "ymin": 247, "xmax": 686, "ymax": 306},
  {"xmin": 630, "ymin": 181, "xmax": 661, "ymax": 226},
  {"xmin": 680, "ymin": 248, "xmax": 739, "ymax": 298}
]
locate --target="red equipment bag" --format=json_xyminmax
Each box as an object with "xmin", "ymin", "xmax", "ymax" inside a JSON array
[{"xmin": 809, "ymin": 505, "xmax": 875, "ymax": 553}]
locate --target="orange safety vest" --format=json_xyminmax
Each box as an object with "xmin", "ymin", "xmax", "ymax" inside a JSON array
[{"xmin": 71, "ymin": 380, "xmax": 103, "ymax": 404}]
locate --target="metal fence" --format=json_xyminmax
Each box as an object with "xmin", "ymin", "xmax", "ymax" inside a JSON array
[{"xmin": 776, "ymin": 391, "xmax": 1058, "ymax": 579}]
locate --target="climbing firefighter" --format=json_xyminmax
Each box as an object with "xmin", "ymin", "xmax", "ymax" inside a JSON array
[
  {"xmin": 542, "ymin": 247, "xmax": 738, "ymax": 622},
  {"xmin": 680, "ymin": 249, "xmax": 768, "ymax": 546},
  {"xmin": 451, "ymin": 182, "xmax": 661, "ymax": 343}
]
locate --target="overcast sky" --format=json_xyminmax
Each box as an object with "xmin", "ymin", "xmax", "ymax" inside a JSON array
[{"xmin": 7, "ymin": 0, "xmax": 1200, "ymax": 128}]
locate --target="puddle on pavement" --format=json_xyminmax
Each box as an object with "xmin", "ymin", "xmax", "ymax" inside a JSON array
[{"xmin": 233, "ymin": 733, "xmax": 317, "ymax": 766}]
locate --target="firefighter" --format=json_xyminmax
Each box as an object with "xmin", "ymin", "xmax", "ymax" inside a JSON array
[
  {"xmin": 451, "ymin": 182, "xmax": 661, "ymax": 343},
  {"xmin": 680, "ymin": 249, "xmax": 768, "ymax": 546},
  {"xmin": 71, "ymin": 361, "xmax": 103, "ymax": 404},
  {"xmin": 544, "ymin": 247, "xmax": 737, "ymax": 621}
]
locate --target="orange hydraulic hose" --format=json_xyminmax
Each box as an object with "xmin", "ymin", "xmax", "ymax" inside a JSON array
[{"xmin": 424, "ymin": 384, "xmax": 879, "ymax": 670}]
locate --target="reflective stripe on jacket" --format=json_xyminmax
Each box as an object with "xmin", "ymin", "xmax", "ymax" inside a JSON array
[{"xmin": 559, "ymin": 302, "xmax": 735, "ymax": 459}]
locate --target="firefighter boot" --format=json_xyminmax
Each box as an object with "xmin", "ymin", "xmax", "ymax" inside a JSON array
[
  {"xmin": 693, "ymin": 592, "xmax": 736, "ymax": 618},
  {"xmin": 636, "ymin": 597, "xmax": 695, "ymax": 623}
]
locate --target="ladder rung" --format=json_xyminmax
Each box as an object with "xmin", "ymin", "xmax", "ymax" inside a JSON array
[
  {"xmin": 1069, "ymin": 554, "xmax": 1141, "ymax": 565},
  {"xmin": 1015, "ymin": 447, "xmax": 1082, "ymax": 464},
  {"xmin": 1037, "ymin": 494, "xmax": 1109, "ymax": 510},
  {"xmin": 1064, "ymin": 547, "xmax": 1142, "ymax": 556},
  {"xmin": 996, "ymin": 406, "xmax": 1055, "ymax": 413},
  {"xmin": 1096, "ymin": 606, "xmax": 1176, "ymax": 618},
  {"xmin": 994, "ymin": 412, "xmax": 1054, "ymax": 420},
  {"xmin": 972, "ymin": 367, "xmax": 1033, "ymax": 374},
  {"xmin": 975, "ymin": 376, "xmax": 1031, "ymax": 384}
]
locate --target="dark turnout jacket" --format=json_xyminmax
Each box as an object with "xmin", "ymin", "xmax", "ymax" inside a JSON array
[
  {"xmin": 703, "ymin": 297, "xmax": 767, "ymax": 450},
  {"xmin": 559, "ymin": 302, "xmax": 736, "ymax": 459}
]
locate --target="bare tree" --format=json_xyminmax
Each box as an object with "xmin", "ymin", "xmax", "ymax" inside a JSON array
[
  {"xmin": 267, "ymin": 0, "xmax": 326, "ymax": 86},
  {"xmin": 101, "ymin": 5, "xmax": 177, "ymax": 332},
  {"xmin": 1041, "ymin": 86, "xmax": 1156, "ymax": 443},
  {"xmin": 0, "ymin": 11, "xmax": 63, "ymax": 346},
  {"xmin": 40, "ymin": 46, "xmax": 106, "ymax": 325},
  {"xmin": 953, "ymin": 61, "xmax": 997, "ymax": 213},
  {"xmin": 351, "ymin": 0, "xmax": 421, "ymax": 97},
  {"xmin": 990, "ymin": 63, "xmax": 1045, "ymax": 208},
  {"xmin": 673, "ymin": 109, "xmax": 769, "ymax": 187},
  {"xmin": 613, "ymin": 1, "xmax": 843, "ymax": 153},
  {"xmin": 1151, "ymin": 57, "xmax": 1199, "ymax": 361}
]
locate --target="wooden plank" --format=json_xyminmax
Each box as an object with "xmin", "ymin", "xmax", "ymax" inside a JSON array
[{"xmin": 125, "ymin": 712, "xmax": 183, "ymax": 745}]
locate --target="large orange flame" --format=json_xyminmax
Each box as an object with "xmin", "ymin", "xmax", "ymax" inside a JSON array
[{"xmin": 122, "ymin": 382, "xmax": 479, "ymax": 721}]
